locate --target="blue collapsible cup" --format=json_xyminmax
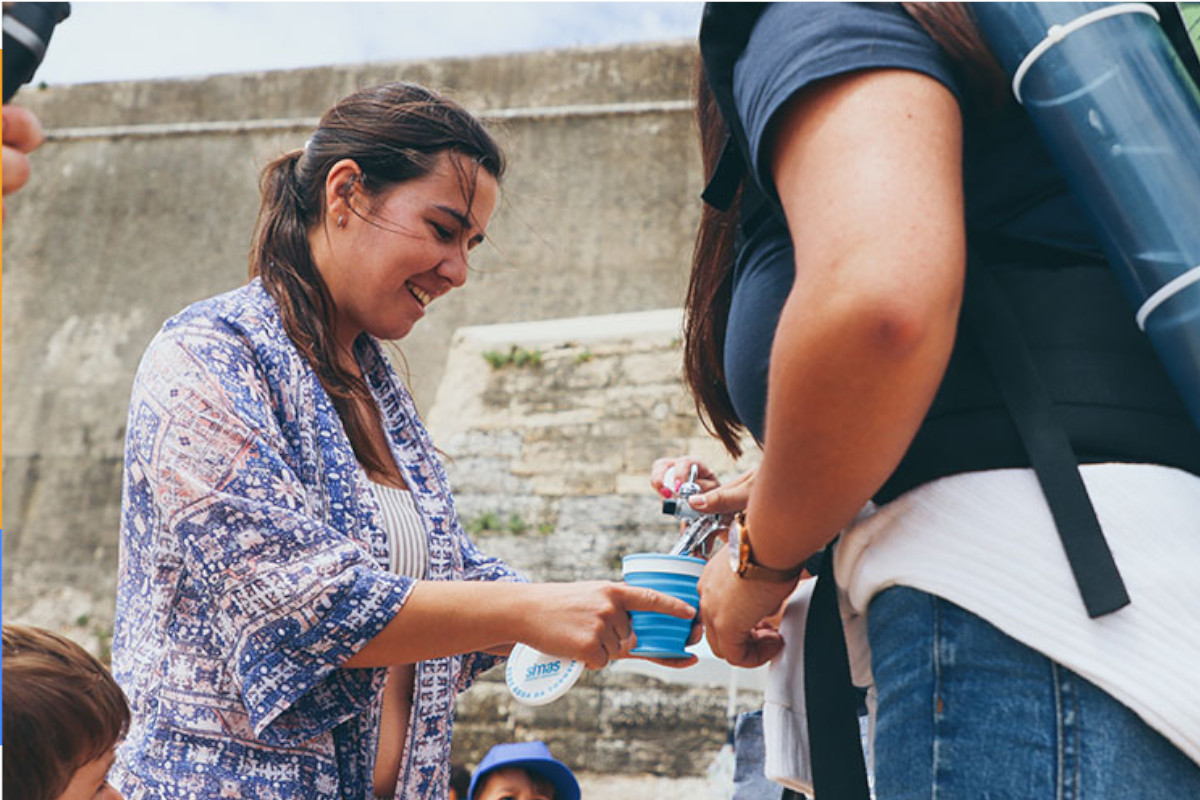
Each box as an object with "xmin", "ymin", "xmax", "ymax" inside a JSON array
[{"xmin": 622, "ymin": 553, "xmax": 703, "ymax": 659}]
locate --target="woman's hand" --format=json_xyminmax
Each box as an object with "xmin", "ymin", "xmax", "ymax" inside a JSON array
[
  {"xmin": 697, "ymin": 543, "xmax": 794, "ymax": 668},
  {"xmin": 651, "ymin": 455, "xmax": 722, "ymax": 496},
  {"xmin": 2, "ymin": 104, "xmax": 45, "ymax": 218},
  {"xmin": 650, "ymin": 455, "xmax": 757, "ymax": 516},
  {"xmin": 519, "ymin": 581, "xmax": 698, "ymax": 670}
]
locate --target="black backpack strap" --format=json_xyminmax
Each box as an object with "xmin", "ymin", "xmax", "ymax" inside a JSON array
[
  {"xmin": 701, "ymin": 134, "xmax": 747, "ymax": 211},
  {"xmin": 961, "ymin": 254, "xmax": 1130, "ymax": 618},
  {"xmin": 697, "ymin": 2, "xmax": 783, "ymax": 266},
  {"xmin": 1153, "ymin": 2, "xmax": 1200, "ymax": 88},
  {"xmin": 802, "ymin": 543, "xmax": 870, "ymax": 800},
  {"xmin": 698, "ymin": 2, "xmax": 767, "ymax": 212}
]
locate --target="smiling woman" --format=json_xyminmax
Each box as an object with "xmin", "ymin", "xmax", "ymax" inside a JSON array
[
  {"xmin": 308, "ymin": 152, "xmax": 497, "ymax": 351},
  {"xmin": 251, "ymin": 83, "xmax": 506, "ymax": 480},
  {"xmin": 109, "ymin": 82, "xmax": 698, "ymax": 800}
]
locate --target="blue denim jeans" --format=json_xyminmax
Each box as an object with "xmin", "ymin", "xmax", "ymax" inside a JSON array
[
  {"xmin": 868, "ymin": 587, "xmax": 1200, "ymax": 799},
  {"xmin": 733, "ymin": 710, "xmax": 791, "ymax": 800}
]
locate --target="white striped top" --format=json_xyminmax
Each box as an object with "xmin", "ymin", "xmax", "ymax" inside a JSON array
[{"xmin": 370, "ymin": 482, "xmax": 429, "ymax": 580}]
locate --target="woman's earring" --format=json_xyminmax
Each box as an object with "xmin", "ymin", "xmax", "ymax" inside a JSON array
[{"xmin": 337, "ymin": 214, "xmax": 347, "ymax": 229}]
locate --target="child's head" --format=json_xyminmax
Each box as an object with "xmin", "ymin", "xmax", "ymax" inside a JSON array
[
  {"xmin": 468, "ymin": 741, "xmax": 580, "ymax": 800},
  {"xmin": 3, "ymin": 625, "xmax": 130, "ymax": 800},
  {"xmin": 448, "ymin": 762, "xmax": 472, "ymax": 800}
]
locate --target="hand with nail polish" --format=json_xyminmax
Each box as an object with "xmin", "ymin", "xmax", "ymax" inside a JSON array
[
  {"xmin": 650, "ymin": 456, "xmax": 721, "ymax": 498},
  {"xmin": 649, "ymin": 456, "xmax": 757, "ymax": 516}
]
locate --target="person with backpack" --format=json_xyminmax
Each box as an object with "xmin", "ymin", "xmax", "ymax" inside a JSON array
[{"xmin": 682, "ymin": 3, "xmax": 1200, "ymax": 797}]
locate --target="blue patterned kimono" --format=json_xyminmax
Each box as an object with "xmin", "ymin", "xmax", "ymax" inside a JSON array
[{"xmin": 112, "ymin": 279, "xmax": 522, "ymax": 799}]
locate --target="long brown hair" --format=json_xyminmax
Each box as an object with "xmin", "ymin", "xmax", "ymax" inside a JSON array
[
  {"xmin": 685, "ymin": 3, "xmax": 1002, "ymax": 458},
  {"xmin": 249, "ymin": 82, "xmax": 505, "ymax": 474}
]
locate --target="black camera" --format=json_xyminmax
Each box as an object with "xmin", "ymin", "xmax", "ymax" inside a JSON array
[{"xmin": 3, "ymin": 2, "xmax": 71, "ymax": 103}]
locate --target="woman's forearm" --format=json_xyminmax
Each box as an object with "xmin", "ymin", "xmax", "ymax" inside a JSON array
[
  {"xmin": 744, "ymin": 68, "xmax": 966, "ymax": 571},
  {"xmin": 746, "ymin": 271, "xmax": 959, "ymax": 570},
  {"xmin": 342, "ymin": 579, "xmax": 695, "ymax": 669},
  {"xmin": 342, "ymin": 581, "xmax": 535, "ymax": 668}
]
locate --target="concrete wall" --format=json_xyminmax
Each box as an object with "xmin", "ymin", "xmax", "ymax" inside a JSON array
[
  {"xmin": 2, "ymin": 42, "xmax": 705, "ymax": 643},
  {"xmin": 1, "ymin": 41, "xmax": 772, "ymax": 783}
]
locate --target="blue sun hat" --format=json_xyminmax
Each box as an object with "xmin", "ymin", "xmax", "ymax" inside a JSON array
[{"xmin": 468, "ymin": 741, "xmax": 581, "ymax": 800}]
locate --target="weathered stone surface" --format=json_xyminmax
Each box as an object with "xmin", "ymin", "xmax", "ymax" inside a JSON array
[
  {"xmin": 4, "ymin": 42, "xmax": 767, "ymax": 782},
  {"xmin": 429, "ymin": 312, "xmax": 762, "ymax": 775},
  {"xmin": 453, "ymin": 668, "xmax": 762, "ymax": 780}
]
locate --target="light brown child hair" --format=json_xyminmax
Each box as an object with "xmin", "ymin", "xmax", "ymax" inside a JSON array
[{"xmin": 3, "ymin": 625, "xmax": 130, "ymax": 800}]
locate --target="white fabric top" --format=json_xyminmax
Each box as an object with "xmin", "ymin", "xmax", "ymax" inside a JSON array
[
  {"xmin": 763, "ymin": 581, "xmax": 818, "ymax": 795},
  {"xmin": 834, "ymin": 463, "xmax": 1200, "ymax": 766},
  {"xmin": 371, "ymin": 483, "xmax": 429, "ymax": 580}
]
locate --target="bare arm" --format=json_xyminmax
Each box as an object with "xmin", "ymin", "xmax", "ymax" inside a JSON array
[
  {"xmin": 342, "ymin": 579, "xmax": 697, "ymax": 670},
  {"xmin": 748, "ymin": 68, "xmax": 965, "ymax": 569},
  {"xmin": 700, "ymin": 68, "xmax": 966, "ymax": 666}
]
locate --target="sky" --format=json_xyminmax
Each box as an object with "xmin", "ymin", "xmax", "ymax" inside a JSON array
[{"xmin": 28, "ymin": 1, "xmax": 704, "ymax": 87}]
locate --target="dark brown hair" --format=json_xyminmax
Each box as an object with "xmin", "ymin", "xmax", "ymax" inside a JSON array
[
  {"xmin": 3, "ymin": 625, "xmax": 131, "ymax": 800},
  {"xmin": 250, "ymin": 82, "xmax": 505, "ymax": 474},
  {"xmin": 685, "ymin": 3, "xmax": 1002, "ymax": 458}
]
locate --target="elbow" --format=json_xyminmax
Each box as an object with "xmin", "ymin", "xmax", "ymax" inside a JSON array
[
  {"xmin": 779, "ymin": 238, "xmax": 966, "ymax": 370},
  {"xmin": 820, "ymin": 259, "xmax": 964, "ymax": 362},
  {"xmin": 864, "ymin": 296, "xmax": 955, "ymax": 360}
]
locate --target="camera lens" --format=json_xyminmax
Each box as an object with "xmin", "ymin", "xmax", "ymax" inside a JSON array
[{"xmin": 2, "ymin": 2, "xmax": 72, "ymax": 103}]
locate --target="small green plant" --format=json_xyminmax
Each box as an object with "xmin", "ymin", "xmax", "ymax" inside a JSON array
[
  {"xmin": 465, "ymin": 511, "xmax": 503, "ymax": 535},
  {"xmin": 482, "ymin": 345, "xmax": 543, "ymax": 370},
  {"xmin": 537, "ymin": 522, "xmax": 556, "ymax": 536},
  {"xmin": 514, "ymin": 347, "xmax": 542, "ymax": 368},
  {"xmin": 464, "ymin": 511, "xmax": 544, "ymax": 536},
  {"xmin": 96, "ymin": 626, "xmax": 114, "ymax": 667},
  {"xmin": 574, "ymin": 349, "xmax": 594, "ymax": 365}
]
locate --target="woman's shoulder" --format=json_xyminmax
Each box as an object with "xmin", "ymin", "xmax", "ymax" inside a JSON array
[
  {"xmin": 160, "ymin": 279, "xmax": 277, "ymax": 337},
  {"xmin": 142, "ymin": 280, "xmax": 292, "ymax": 359},
  {"xmin": 135, "ymin": 280, "xmax": 292, "ymax": 385}
]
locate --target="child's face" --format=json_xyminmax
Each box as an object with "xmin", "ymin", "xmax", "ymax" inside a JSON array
[
  {"xmin": 475, "ymin": 767, "xmax": 555, "ymax": 800},
  {"xmin": 55, "ymin": 746, "xmax": 123, "ymax": 800}
]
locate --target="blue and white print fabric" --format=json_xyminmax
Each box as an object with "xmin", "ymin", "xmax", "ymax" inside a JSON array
[{"xmin": 112, "ymin": 279, "xmax": 522, "ymax": 799}]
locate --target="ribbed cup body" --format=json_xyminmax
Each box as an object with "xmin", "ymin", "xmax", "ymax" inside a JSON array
[{"xmin": 622, "ymin": 554, "xmax": 703, "ymax": 659}]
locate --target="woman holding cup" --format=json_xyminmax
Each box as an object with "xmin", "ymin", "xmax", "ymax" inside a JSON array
[{"xmin": 110, "ymin": 82, "xmax": 695, "ymax": 800}]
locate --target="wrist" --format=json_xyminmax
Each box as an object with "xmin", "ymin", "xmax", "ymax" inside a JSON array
[
  {"xmin": 744, "ymin": 474, "xmax": 813, "ymax": 572},
  {"xmin": 728, "ymin": 511, "xmax": 805, "ymax": 582},
  {"xmin": 744, "ymin": 513, "xmax": 804, "ymax": 572},
  {"xmin": 504, "ymin": 583, "xmax": 543, "ymax": 645}
]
